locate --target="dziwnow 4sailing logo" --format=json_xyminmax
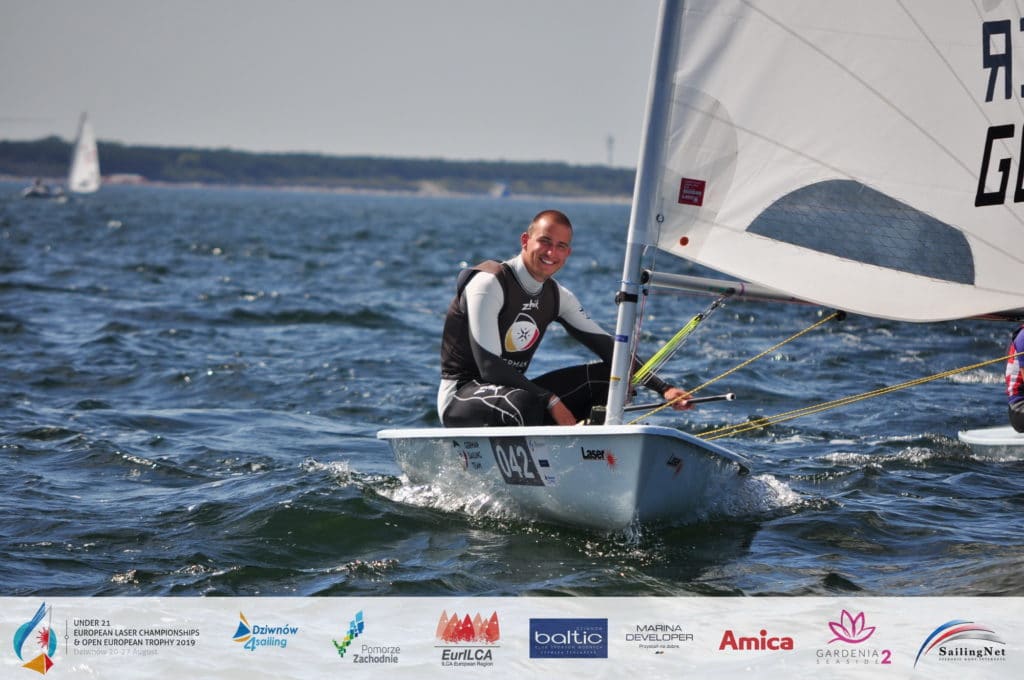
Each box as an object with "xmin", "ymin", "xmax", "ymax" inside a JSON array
[
  {"xmin": 913, "ymin": 619, "xmax": 1006, "ymax": 667},
  {"xmin": 232, "ymin": 612, "xmax": 299, "ymax": 651},
  {"xmin": 816, "ymin": 609, "xmax": 893, "ymax": 666},
  {"xmin": 12, "ymin": 602, "xmax": 58, "ymax": 675},
  {"xmin": 529, "ymin": 618, "xmax": 607, "ymax": 659},
  {"xmin": 435, "ymin": 610, "xmax": 499, "ymax": 667}
]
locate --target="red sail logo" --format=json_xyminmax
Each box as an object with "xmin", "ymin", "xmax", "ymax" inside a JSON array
[{"xmin": 436, "ymin": 611, "xmax": 500, "ymax": 644}]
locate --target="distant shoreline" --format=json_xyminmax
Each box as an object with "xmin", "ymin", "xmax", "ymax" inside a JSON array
[{"xmin": 0, "ymin": 138, "xmax": 636, "ymax": 201}]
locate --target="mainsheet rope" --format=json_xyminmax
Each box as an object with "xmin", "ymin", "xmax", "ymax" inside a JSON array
[
  {"xmin": 699, "ymin": 351, "xmax": 1019, "ymax": 441},
  {"xmin": 627, "ymin": 310, "xmax": 842, "ymax": 424}
]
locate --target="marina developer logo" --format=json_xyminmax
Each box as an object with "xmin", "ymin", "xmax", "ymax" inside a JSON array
[
  {"xmin": 817, "ymin": 610, "xmax": 892, "ymax": 666},
  {"xmin": 232, "ymin": 612, "xmax": 299, "ymax": 651},
  {"xmin": 914, "ymin": 619, "xmax": 1006, "ymax": 667},
  {"xmin": 13, "ymin": 602, "xmax": 58, "ymax": 675},
  {"xmin": 435, "ymin": 610, "xmax": 499, "ymax": 667},
  {"xmin": 529, "ymin": 618, "xmax": 607, "ymax": 659}
]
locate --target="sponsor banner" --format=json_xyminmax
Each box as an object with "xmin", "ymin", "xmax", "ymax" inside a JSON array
[{"xmin": 0, "ymin": 597, "xmax": 1020, "ymax": 678}]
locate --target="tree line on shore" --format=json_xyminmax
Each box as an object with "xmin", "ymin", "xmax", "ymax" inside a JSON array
[{"xmin": 0, "ymin": 137, "xmax": 635, "ymax": 198}]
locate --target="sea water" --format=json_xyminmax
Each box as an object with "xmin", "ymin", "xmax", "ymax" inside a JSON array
[{"xmin": 1, "ymin": 181, "xmax": 1021, "ymax": 596}]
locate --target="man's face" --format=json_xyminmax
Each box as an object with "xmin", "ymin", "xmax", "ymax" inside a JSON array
[{"xmin": 520, "ymin": 217, "xmax": 572, "ymax": 282}]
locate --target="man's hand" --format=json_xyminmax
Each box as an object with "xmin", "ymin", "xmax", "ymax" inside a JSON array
[
  {"xmin": 662, "ymin": 386, "xmax": 693, "ymax": 410},
  {"xmin": 548, "ymin": 396, "xmax": 577, "ymax": 425}
]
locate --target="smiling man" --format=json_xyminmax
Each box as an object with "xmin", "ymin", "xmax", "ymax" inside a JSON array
[{"xmin": 438, "ymin": 209, "xmax": 689, "ymax": 427}]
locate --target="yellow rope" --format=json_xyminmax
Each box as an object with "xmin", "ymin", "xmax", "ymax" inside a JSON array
[
  {"xmin": 699, "ymin": 352, "xmax": 1017, "ymax": 441},
  {"xmin": 627, "ymin": 311, "xmax": 841, "ymax": 424}
]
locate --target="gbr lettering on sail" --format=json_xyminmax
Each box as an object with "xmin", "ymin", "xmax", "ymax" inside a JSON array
[{"xmin": 977, "ymin": 19, "xmax": 1024, "ymax": 206}]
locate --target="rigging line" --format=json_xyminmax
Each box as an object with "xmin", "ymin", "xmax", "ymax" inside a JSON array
[
  {"xmin": 632, "ymin": 294, "xmax": 728, "ymax": 385},
  {"xmin": 700, "ymin": 351, "xmax": 1020, "ymax": 441},
  {"xmin": 627, "ymin": 310, "xmax": 842, "ymax": 424}
]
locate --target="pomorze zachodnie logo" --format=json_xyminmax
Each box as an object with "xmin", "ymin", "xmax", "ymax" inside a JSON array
[
  {"xmin": 914, "ymin": 619, "xmax": 1006, "ymax": 667},
  {"xmin": 529, "ymin": 618, "xmax": 607, "ymax": 659},
  {"xmin": 232, "ymin": 612, "xmax": 299, "ymax": 651},
  {"xmin": 13, "ymin": 602, "xmax": 58, "ymax": 675}
]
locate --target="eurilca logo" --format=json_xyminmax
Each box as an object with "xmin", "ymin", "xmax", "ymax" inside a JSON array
[
  {"xmin": 232, "ymin": 612, "xmax": 298, "ymax": 651},
  {"xmin": 334, "ymin": 611, "xmax": 365, "ymax": 658},
  {"xmin": 436, "ymin": 611, "xmax": 500, "ymax": 644},
  {"xmin": 913, "ymin": 620, "xmax": 1006, "ymax": 667},
  {"xmin": 13, "ymin": 602, "xmax": 57, "ymax": 675}
]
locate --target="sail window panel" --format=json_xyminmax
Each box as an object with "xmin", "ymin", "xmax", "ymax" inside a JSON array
[{"xmin": 747, "ymin": 180, "xmax": 974, "ymax": 284}]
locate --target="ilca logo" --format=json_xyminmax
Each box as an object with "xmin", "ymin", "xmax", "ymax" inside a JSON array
[
  {"xmin": 13, "ymin": 602, "xmax": 58, "ymax": 675},
  {"xmin": 817, "ymin": 609, "xmax": 892, "ymax": 666},
  {"xmin": 913, "ymin": 619, "xmax": 1006, "ymax": 667},
  {"xmin": 232, "ymin": 612, "xmax": 298, "ymax": 651},
  {"xmin": 435, "ymin": 610, "xmax": 499, "ymax": 667}
]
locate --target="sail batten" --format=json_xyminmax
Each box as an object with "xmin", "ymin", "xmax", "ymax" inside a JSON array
[{"xmin": 649, "ymin": 0, "xmax": 1024, "ymax": 322}]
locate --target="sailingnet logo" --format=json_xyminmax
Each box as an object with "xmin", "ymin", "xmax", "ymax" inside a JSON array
[
  {"xmin": 529, "ymin": 618, "xmax": 607, "ymax": 659},
  {"xmin": 435, "ymin": 610, "xmax": 499, "ymax": 667},
  {"xmin": 12, "ymin": 602, "xmax": 57, "ymax": 675},
  {"xmin": 913, "ymin": 619, "xmax": 1006, "ymax": 667}
]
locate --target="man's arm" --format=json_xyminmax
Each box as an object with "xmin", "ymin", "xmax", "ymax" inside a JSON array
[{"xmin": 556, "ymin": 283, "xmax": 687, "ymax": 404}]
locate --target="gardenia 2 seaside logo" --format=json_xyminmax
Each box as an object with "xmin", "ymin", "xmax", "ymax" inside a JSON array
[
  {"xmin": 816, "ymin": 609, "xmax": 893, "ymax": 666},
  {"xmin": 13, "ymin": 602, "xmax": 58, "ymax": 675},
  {"xmin": 232, "ymin": 612, "xmax": 299, "ymax": 651},
  {"xmin": 913, "ymin": 619, "xmax": 1006, "ymax": 668}
]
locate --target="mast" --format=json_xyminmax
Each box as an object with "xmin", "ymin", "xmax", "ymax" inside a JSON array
[{"xmin": 604, "ymin": 0, "xmax": 683, "ymax": 424}]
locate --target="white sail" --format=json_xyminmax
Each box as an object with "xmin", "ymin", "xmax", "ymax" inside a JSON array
[
  {"xmin": 68, "ymin": 112, "xmax": 101, "ymax": 194},
  {"xmin": 645, "ymin": 0, "xmax": 1024, "ymax": 322}
]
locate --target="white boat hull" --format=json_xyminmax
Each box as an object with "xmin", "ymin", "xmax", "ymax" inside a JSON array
[
  {"xmin": 377, "ymin": 424, "xmax": 749, "ymax": 531},
  {"xmin": 958, "ymin": 425, "xmax": 1024, "ymax": 457}
]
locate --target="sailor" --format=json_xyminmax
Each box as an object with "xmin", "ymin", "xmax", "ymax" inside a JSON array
[
  {"xmin": 438, "ymin": 209, "xmax": 690, "ymax": 427},
  {"xmin": 1006, "ymin": 325, "xmax": 1024, "ymax": 431}
]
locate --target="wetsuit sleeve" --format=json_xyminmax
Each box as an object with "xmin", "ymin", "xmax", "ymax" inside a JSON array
[
  {"xmin": 463, "ymin": 273, "xmax": 553, "ymax": 401},
  {"xmin": 555, "ymin": 283, "xmax": 673, "ymax": 395}
]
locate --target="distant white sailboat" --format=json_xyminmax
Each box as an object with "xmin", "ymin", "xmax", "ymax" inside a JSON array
[{"xmin": 67, "ymin": 112, "xmax": 101, "ymax": 194}]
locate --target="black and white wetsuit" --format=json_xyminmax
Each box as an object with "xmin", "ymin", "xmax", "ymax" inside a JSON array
[{"xmin": 438, "ymin": 255, "xmax": 670, "ymax": 427}]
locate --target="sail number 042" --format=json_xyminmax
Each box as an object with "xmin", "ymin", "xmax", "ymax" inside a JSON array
[{"xmin": 490, "ymin": 437, "xmax": 545, "ymax": 486}]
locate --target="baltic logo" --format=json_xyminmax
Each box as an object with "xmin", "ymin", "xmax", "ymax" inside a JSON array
[
  {"xmin": 530, "ymin": 618, "xmax": 608, "ymax": 659},
  {"xmin": 13, "ymin": 602, "xmax": 58, "ymax": 675},
  {"xmin": 816, "ymin": 609, "xmax": 892, "ymax": 666},
  {"xmin": 913, "ymin": 619, "xmax": 1006, "ymax": 668},
  {"xmin": 435, "ymin": 610, "xmax": 499, "ymax": 667},
  {"xmin": 232, "ymin": 612, "xmax": 298, "ymax": 651},
  {"xmin": 719, "ymin": 628, "xmax": 794, "ymax": 651}
]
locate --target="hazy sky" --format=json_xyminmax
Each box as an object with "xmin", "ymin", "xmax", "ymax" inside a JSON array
[{"xmin": 1, "ymin": 1, "xmax": 660, "ymax": 167}]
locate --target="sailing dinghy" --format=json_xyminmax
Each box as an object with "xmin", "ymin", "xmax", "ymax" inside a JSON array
[
  {"xmin": 68, "ymin": 112, "xmax": 101, "ymax": 194},
  {"xmin": 380, "ymin": 0, "xmax": 1024, "ymax": 531}
]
